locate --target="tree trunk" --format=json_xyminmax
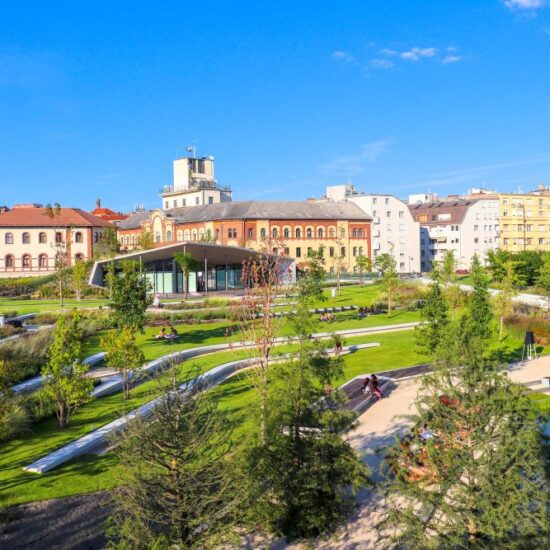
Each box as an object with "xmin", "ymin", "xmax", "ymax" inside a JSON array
[
  {"xmin": 387, "ymin": 291, "xmax": 392, "ymax": 318},
  {"xmin": 499, "ymin": 315, "xmax": 504, "ymax": 340},
  {"xmin": 59, "ymin": 403, "xmax": 68, "ymax": 429}
]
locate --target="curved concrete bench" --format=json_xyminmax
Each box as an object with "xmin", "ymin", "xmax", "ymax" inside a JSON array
[{"xmin": 23, "ymin": 342, "xmax": 380, "ymax": 474}]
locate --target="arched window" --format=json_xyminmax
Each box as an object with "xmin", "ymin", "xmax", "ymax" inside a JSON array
[
  {"xmin": 295, "ymin": 227, "xmax": 301, "ymax": 238},
  {"xmin": 283, "ymin": 227, "xmax": 290, "ymax": 238},
  {"xmin": 166, "ymin": 230, "xmax": 173, "ymax": 242},
  {"xmin": 184, "ymin": 229, "xmax": 191, "ymax": 240},
  {"xmin": 75, "ymin": 231, "xmax": 83, "ymax": 243},
  {"xmin": 192, "ymin": 230, "xmax": 197, "ymax": 241},
  {"xmin": 94, "ymin": 232, "xmax": 99, "ymax": 243},
  {"xmin": 329, "ymin": 227, "xmax": 336, "ymax": 238},
  {"xmin": 75, "ymin": 253, "xmax": 84, "ymax": 262},
  {"xmin": 22, "ymin": 254, "xmax": 31, "ymax": 268},
  {"xmin": 131, "ymin": 235, "xmax": 136, "ymax": 245},
  {"xmin": 38, "ymin": 254, "xmax": 48, "ymax": 268},
  {"xmin": 199, "ymin": 228, "xmax": 205, "ymax": 239},
  {"xmin": 155, "ymin": 232, "xmax": 161, "ymax": 243},
  {"xmin": 5, "ymin": 233, "xmax": 13, "ymax": 244},
  {"xmin": 359, "ymin": 246, "xmax": 364, "ymax": 256},
  {"xmin": 341, "ymin": 247, "xmax": 346, "ymax": 257},
  {"xmin": 272, "ymin": 227, "xmax": 278, "ymax": 237},
  {"xmin": 5, "ymin": 254, "xmax": 14, "ymax": 268},
  {"xmin": 353, "ymin": 247, "xmax": 357, "ymax": 257},
  {"xmin": 359, "ymin": 228, "xmax": 364, "ymax": 238},
  {"xmin": 39, "ymin": 232, "xmax": 47, "ymax": 244},
  {"xmin": 260, "ymin": 228, "xmax": 266, "ymax": 238},
  {"xmin": 177, "ymin": 230, "xmax": 183, "ymax": 242},
  {"xmin": 22, "ymin": 232, "xmax": 30, "ymax": 244},
  {"xmin": 306, "ymin": 227, "xmax": 313, "ymax": 238},
  {"xmin": 341, "ymin": 228, "xmax": 346, "ymax": 238},
  {"xmin": 317, "ymin": 227, "xmax": 324, "ymax": 238},
  {"xmin": 352, "ymin": 228, "xmax": 357, "ymax": 238}
]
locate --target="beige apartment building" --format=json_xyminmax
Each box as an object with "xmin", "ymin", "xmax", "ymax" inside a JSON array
[
  {"xmin": 0, "ymin": 205, "xmax": 113, "ymax": 277},
  {"xmin": 499, "ymin": 185, "xmax": 550, "ymax": 253}
]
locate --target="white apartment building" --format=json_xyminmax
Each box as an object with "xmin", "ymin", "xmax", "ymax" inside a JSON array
[
  {"xmin": 160, "ymin": 155, "xmax": 232, "ymax": 210},
  {"xmin": 0, "ymin": 205, "xmax": 113, "ymax": 278},
  {"xmin": 408, "ymin": 198, "xmax": 500, "ymax": 272},
  {"xmin": 324, "ymin": 185, "xmax": 421, "ymax": 273}
]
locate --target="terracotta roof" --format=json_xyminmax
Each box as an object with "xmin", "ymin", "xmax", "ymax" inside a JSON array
[
  {"xmin": 119, "ymin": 201, "xmax": 371, "ymax": 230},
  {"xmin": 407, "ymin": 200, "xmax": 479, "ymax": 225},
  {"xmin": 90, "ymin": 207, "xmax": 128, "ymax": 221},
  {"xmin": 0, "ymin": 207, "xmax": 113, "ymax": 228}
]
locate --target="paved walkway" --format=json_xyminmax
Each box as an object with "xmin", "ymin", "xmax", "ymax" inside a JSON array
[{"xmin": 280, "ymin": 355, "xmax": 550, "ymax": 549}]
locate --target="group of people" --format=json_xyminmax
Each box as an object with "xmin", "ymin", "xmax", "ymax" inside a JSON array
[
  {"xmin": 357, "ymin": 306, "xmax": 376, "ymax": 318},
  {"xmin": 154, "ymin": 326, "xmax": 179, "ymax": 340},
  {"xmin": 361, "ymin": 374, "xmax": 383, "ymax": 400},
  {"xmin": 319, "ymin": 312, "xmax": 336, "ymax": 322}
]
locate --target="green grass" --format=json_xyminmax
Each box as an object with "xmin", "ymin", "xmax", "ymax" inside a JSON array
[
  {"xmin": 529, "ymin": 392, "xmax": 550, "ymax": 415},
  {"xmin": 0, "ymin": 298, "xmax": 108, "ymax": 315}
]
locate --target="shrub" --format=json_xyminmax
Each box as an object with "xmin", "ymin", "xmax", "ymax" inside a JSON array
[
  {"xmin": 0, "ymin": 397, "xmax": 30, "ymax": 442},
  {"xmin": 0, "ymin": 325, "xmax": 24, "ymax": 339}
]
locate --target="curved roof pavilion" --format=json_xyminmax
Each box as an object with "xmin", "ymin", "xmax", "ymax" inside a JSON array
[{"xmin": 90, "ymin": 241, "xmax": 294, "ymax": 295}]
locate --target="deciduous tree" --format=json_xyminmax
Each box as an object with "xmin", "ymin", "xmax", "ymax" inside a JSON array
[
  {"xmin": 71, "ymin": 259, "xmax": 88, "ymax": 301},
  {"xmin": 173, "ymin": 252, "xmax": 200, "ymax": 299},
  {"xmin": 356, "ymin": 254, "xmax": 372, "ymax": 286},
  {"xmin": 375, "ymin": 253, "xmax": 400, "ymax": 317}
]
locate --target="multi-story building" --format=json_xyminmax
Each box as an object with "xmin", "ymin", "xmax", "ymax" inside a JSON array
[
  {"xmin": 159, "ymin": 155, "xmax": 232, "ymax": 210},
  {"xmin": 408, "ymin": 198, "xmax": 500, "ymax": 271},
  {"xmin": 117, "ymin": 201, "xmax": 372, "ymax": 275},
  {"xmin": 499, "ymin": 184, "xmax": 550, "ymax": 252},
  {"xmin": 0, "ymin": 205, "xmax": 113, "ymax": 277},
  {"xmin": 322, "ymin": 184, "xmax": 420, "ymax": 273}
]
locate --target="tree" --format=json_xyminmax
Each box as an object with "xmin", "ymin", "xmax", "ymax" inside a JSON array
[
  {"xmin": 331, "ymin": 233, "xmax": 346, "ymax": 294},
  {"xmin": 108, "ymin": 369, "xmax": 238, "ymax": 548},
  {"xmin": 94, "ymin": 226, "xmax": 120, "ymax": 258},
  {"xmin": 356, "ymin": 254, "xmax": 372, "ymax": 286},
  {"xmin": 243, "ymin": 281, "xmax": 370, "ymax": 540},
  {"xmin": 375, "ymin": 253, "xmax": 400, "ymax": 317},
  {"xmin": 71, "ymin": 259, "xmax": 88, "ymax": 301},
  {"xmin": 233, "ymin": 238, "xmax": 288, "ymax": 442},
  {"xmin": 44, "ymin": 203, "xmax": 70, "ymax": 307},
  {"xmin": 109, "ymin": 260, "xmax": 151, "ymax": 333},
  {"xmin": 101, "ymin": 328, "xmax": 145, "ymax": 399},
  {"xmin": 494, "ymin": 260, "xmax": 519, "ymax": 339},
  {"xmin": 199, "ymin": 229, "xmax": 217, "ymax": 244},
  {"xmin": 298, "ymin": 249, "xmax": 326, "ymax": 302},
  {"xmin": 41, "ymin": 314, "xmax": 93, "ymax": 428},
  {"xmin": 486, "ymin": 249, "xmax": 510, "ymax": 282},
  {"xmin": 173, "ymin": 252, "xmax": 200, "ymax": 299},
  {"xmin": 137, "ymin": 231, "xmax": 155, "ymax": 251},
  {"xmin": 535, "ymin": 252, "xmax": 550, "ymax": 309},
  {"xmin": 415, "ymin": 273, "xmax": 450, "ymax": 356},
  {"xmin": 438, "ymin": 251, "xmax": 462, "ymax": 318},
  {"xmin": 378, "ymin": 352, "xmax": 549, "ymax": 547}
]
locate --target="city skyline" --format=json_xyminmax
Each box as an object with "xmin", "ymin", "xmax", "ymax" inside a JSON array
[{"xmin": 1, "ymin": 1, "xmax": 550, "ymax": 210}]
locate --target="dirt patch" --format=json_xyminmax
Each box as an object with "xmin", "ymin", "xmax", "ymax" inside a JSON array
[{"xmin": 0, "ymin": 492, "xmax": 112, "ymax": 550}]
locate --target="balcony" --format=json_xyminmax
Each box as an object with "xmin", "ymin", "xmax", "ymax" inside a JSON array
[{"xmin": 160, "ymin": 179, "xmax": 232, "ymax": 195}]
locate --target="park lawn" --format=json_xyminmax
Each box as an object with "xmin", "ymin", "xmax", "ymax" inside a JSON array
[
  {"xmin": 0, "ymin": 298, "xmax": 108, "ymax": 315},
  {"xmin": 0, "ymin": 329, "xmax": 424, "ymax": 506}
]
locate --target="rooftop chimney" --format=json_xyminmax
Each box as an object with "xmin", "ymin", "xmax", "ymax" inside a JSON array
[{"xmin": 96, "ymin": 198, "xmax": 101, "ymax": 209}]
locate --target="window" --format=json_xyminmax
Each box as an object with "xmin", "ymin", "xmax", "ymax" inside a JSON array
[
  {"xmin": 353, "ymin": 247, "xmax": 357, "ymax": 257},
  {"xmin": 260, "ymin": 228, "xmax": 266, "ymax": 238},
  {"xmin": 177, "ymin": 230, "xmax": 183, "ymax": 241},
  {"xmin": 341, "ymin": 228, "xmax": 345, "ymax": 237},
  {"xmin": 39, "ymin": 232, "xmax": 47, "ymax": 244},
  {"xmin": 329, "ymin": 227, "xmax": 336, "ymax": 237},
  {"xmin": 295, "ymin": 247, "xmax": 301, "ymax": 258},
  {"xmin": 182, "ymin": 199, "xmax": 186, "ymax": 207},
  {"xmin": 329, "ymin": 247, "xmax": 335, "ymax": 257},
  {"xmin": 539, "ymin": 238, "xmax": 544, "ymax": 245},
  {"xmin": 192, "ymin": 230, "xmax": 197, "ymax": 240},
  {"xmin": 386, "ymin": 211, "xmax": 391, "ymax": 218},
  {"xmin": 75, "ymin": 231, "xmax": 83, "ymax": 243},
  {"xmin": 295, "ymin": 227, "xmax": 301, "ymax": 238},
  {"xmin": 94, "ymin": 232, "xmax": 100, "ymax": 243},
  {"xmin": 359, "ymin": 246, "xmax": 363, "ymax": 255},
  {"xmin": 75, "ymin": 253, "xmax": 84, "ymax": 262},
  {"xmin": 306, "ymin": 227, "xmax": 312, "ymax": 238},
  {"xmin": 317, "ymin": 227, "xmax": 323, "ymax": 238},
  {"xmin": 155, "ymin": 232, "xmax": 161, "ymax": 243},
  {"xmin": 228, "ymin": 228, "xmax": 237, "ymax": 238},
  {"xmin": 307, "ymin": 247, "xmax": 313, "ymax": 257},
  {"xmin": 284, "ymin": 227, "xmax": 290, "ymax": 238},
  {"xmin": 166, "ymin": 230, "xmax": 172, "ymax": 242},
  {"xmin": 208, "ymin": 197, "xmax": 214, "ymax": 204},
  {"xmin": 165, "ymin": 201, "xmax": 169, "ymax": 209},
  {"xmin": 55, "ymin": 232, "xmax": 63, "ymax": 243},
  {"xmin": 272, "ymin": 227, "xmax": 278, "ymax": 237},
  {"xmin": 38, "ymin": 254, "xmax": 48, "ymax": 268},
  {"xmin": 5, "ymin": 254, "xmax": 14, "ymax": 268},
  {"xmin": 352, "ymin": 228, "xmax": 358, "ymax": 238},
  {"xmin": 248, "ymin": 228, "xmax": 254, "ymax": 239},
  {"xmin": 195, "ymin": 197, "xmax": 199, "ymax": 205},
  {"xmin": 5, "ymin": 233, "xmax": 13, "ymax": 244},
  {"xmin": 359, "ymin": 228, "xmax": 364, "ymax": 237},
  {"xmin": 385, "ymin": 198, "xmax": 390, "ymax": 205},
  {"xmin": 284, "ymin": 247, "xmax": 289, "ymax": 256},
  {"xmin": 173, "ymin": 200, "xmax": 177, "ymax": 208},
  {"xmin": 340, "ymin": 247, "xmax": 346, "ymax": 257},
  {"xmin": 22, "ymin": 254, "xmax": 31, "ymax": 268},
  {"xmin": 372, "ymin": 197, "xmax": 377, "ymax": 205},
  {"xmin": 22, "ymin": 232, "xmax": 30, "ymax": 244},
  {"xmin": 184, "ymin": 229, "xmax": 191, "ymax": 240},
  {"xmin": 398, "ymin": 211, "xmax": 404, "ymax": 218}
]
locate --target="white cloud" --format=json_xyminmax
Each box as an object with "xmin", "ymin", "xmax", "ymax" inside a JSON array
[
  {"xmin": 400, "ymin": 47, "xmax": 437, "ymax": 61},
  {"xmin": 442, "ymin": 54, "xmax": 465, "ymax": 64},
  {"xmin": 332, "ymin": 51, "xmax": 356, "ymax": 64},
  {"xmin": 319, "ymin": 139, "xmax": 392, "ymax": 176},
  {"xmin": 503, "ymin": 0, "xmax": 544, "ymax": 10},
  {"xmin": 370, "ymin": 59, "xmax": 394, "ymax": 69},
  {"xmin": 380, "ymin": 48, "xmax": 398, "ymax": 56}
]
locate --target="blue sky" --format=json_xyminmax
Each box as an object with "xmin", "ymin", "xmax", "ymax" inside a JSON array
[{"xmin": 1, "ymin": 0, "xmax": 550, "ymax": 211}]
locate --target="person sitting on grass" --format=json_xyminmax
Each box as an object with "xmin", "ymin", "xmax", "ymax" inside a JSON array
[
  {"xmin": 154, "ymin": 327, "xmax": 167, "ymax": 340},
  {"xmin": 369, "ymin": 374, "xmax": 383, "ymax": 400},
  {"xmin": 167, "ymin": 326, "xmax": 179, "ymax": 340}
]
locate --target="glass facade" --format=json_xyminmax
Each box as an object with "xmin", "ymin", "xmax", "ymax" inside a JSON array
[{"xmin": 140, "ymin": 259, "xmax": 244, "ymax": 294}]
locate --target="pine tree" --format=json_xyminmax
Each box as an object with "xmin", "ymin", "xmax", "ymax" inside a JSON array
[{"xmin": 108, "ymin": 369, "xmax": 238, "ymax": 548}]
